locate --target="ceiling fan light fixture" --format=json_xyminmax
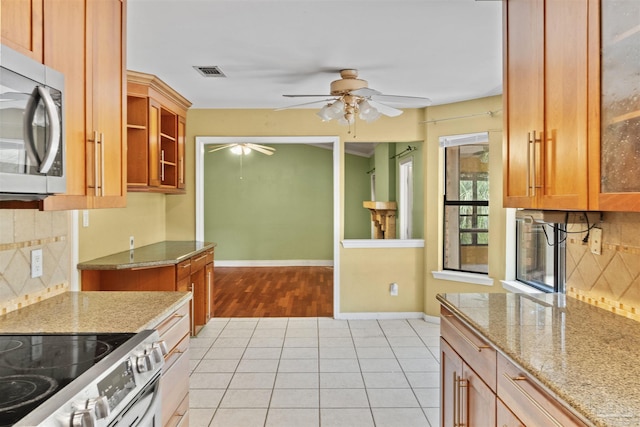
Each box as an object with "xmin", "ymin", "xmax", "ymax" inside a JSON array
[
  {"xmin": 230, "ymin": 145, "xmax": 251, "ymax": 155},
  {"xmin": 358, "ymin": 99, "xmax": 381, "ymax": 122},
  {"xmin": 326, "ymin": 100, "xmax": 346, "ymax": 120},
  {"xmin": 317, "ymin": 104, "xmax": 333, "ymax": 121}
]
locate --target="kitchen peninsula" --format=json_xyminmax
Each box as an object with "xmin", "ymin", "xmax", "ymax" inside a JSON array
[
  {"xmin": 438, "ymin": 292, "xmax": 640, "ymax": 427},
  {"xmin": 78, "ymin": 240, "xmax": 216, "ymax": 336}
]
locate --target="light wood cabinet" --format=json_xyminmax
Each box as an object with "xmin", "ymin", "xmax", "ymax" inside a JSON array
[
  {"xmin": 497, "ymin": 354, "xmax": 587, "ymax": 427},
  {"xmin": 154, "ymin": 302, "xmax": 190, "ymax": 427},
  {"xmin": 40, "ymin": 0, "xmax": 126, "ymax": 210},
  {"xmin": 440, "ymin": 307, "xmax": 497, "ymax": 426},
  {"xmin": 0, "ymin": 0, "xmax": 44, "ymax": 62},
  {"xmin": 440, "ymin": 305, "xmax": 587, "ymax": 427},
  {"xmin": 588, "ymin": 0, "xmax": 640, "ymax": 210},
  {"xmin": 126, "ymin": 70, "xmax": 191, "ymax": 193},
  {"xmin": 503, "ymin": 0, "xmax": 589, "ymax": 210},
  {"xmin": 81, "ymin": 247, "xmax": 215, "ymax": 336}
]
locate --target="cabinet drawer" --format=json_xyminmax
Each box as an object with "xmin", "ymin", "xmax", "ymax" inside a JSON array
[
  {"xmin": 165, "ymin": 393, "xmax": 189, "ymax": 427},
  {"xmin": 176, "ymin": 259, "xmax": 191, "ymax": 280},
  {"xmin": 163, "ymin": 334, "xmax": 189, "ymax": 373},
  {"xmin": 497, "ymin": 354, "xmax": 587, "ymax": 427},
  {"xmin": 206, "ymin": 248, "xmax": 214, "ymax": 264},
  {"xmin": 440, "ymin": 306, "xmax": 497, "ymax": 391},
  {"xmin": 161, "ymin": 346, "xmax": 189, "ymax": 426},
  {"xmin": 191, "ymin": 252, "xmax": 208, "ymax": 272},
  {"xmin": 156, "ymin": 303, "xmax": 190, "ymax": 351}
]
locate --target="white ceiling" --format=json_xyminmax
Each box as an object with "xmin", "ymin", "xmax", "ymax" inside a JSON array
[{"xmin": 126, "ymin": 0, "xmax": 503, "ymax": 110}]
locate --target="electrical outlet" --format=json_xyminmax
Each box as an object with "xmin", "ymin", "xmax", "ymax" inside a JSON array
[
  {"xmin": 31, "ymin": 249, "xmax": 43, "ymax": 278},
  {"xmin": 129, "ymin": 236, "xmax": 135, "ymax": 250},
  {"xmin": 82, "ymin": 210, "xmax": 89, "ymax": 227},
  {"xmin": 390, "ymin": 282, "xmax": 398, "ymax": 296},
  {"xmin": 590, "ymin": 228, "xmax": 603, "ymax": 255}
]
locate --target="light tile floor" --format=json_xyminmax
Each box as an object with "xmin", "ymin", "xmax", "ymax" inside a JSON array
[{"xmin": 188, "ymin": 317, "xmax": 441, "ymax": 427}]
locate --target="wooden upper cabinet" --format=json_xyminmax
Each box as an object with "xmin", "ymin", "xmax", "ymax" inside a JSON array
[
  {"xmin": 503, "ymin": 0, "xmax": 589, "ymax": 210},
  {"xmin": 126, "ymin": 70, "xmax": 191, "ymax": 194},
  {"xmin": 588, "ymin": 0, "xmax": 640, "ymax": 211},
  {"xmin": 39, "ymin": 0, "xmax": 126, "ymax": 210},
  {"xmin": 1, "ymin": 0, "xmax": 44, "ymax": 62}
]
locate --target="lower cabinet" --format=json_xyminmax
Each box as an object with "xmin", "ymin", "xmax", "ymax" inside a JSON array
[
  {"xmin": 81, "ymin": 248, "xmax": 215, "ymax": 336},
  {"xmin": 154, "ymin": 302, "xmax": 190, "ymax": 427},
  {"xmin": 440, "ymin": 306, "xmax": 588, "ymax": 427}
]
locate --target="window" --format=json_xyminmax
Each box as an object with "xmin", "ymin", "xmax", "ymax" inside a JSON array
[
  {"xmin": 399, "ymin": 157, "xmax": 413, "ymax": 239},
  {"xmin": 441, "ymin": 133, "xmax": 489, "ymax": 274}
]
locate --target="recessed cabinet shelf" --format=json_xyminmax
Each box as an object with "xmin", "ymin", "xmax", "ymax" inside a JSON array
[{"xmin": 126, "ymin": 70, "xmax": 191, "ymax": 193}]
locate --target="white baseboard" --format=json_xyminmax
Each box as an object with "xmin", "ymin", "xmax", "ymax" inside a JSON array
[
  {"xmin": 334, "ymin": 312, "xmax": 425, "ymax": 320},
  {"xmin": 423, "ymin": 314, "xmax": 440, "ymax": 325},
  {"xmin": 215, "ymin": 260, "xmax": 334, "ymax": 267}
]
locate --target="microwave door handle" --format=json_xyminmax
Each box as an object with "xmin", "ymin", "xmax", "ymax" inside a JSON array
[
  {"xmin": 22, "ymin": 86, "xmax": 43, "ymax": 168},
  {"xmin": 36, "ymin": 86, "xmax": 61, "ymax": 174}
]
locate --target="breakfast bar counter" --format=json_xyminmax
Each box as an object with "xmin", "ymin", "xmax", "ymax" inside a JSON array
[{"xmin": 438, "ymin": 292, "xmax": 640, "ymax": 427}]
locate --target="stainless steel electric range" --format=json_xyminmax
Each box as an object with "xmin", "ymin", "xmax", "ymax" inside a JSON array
[{"xmin": 0, "ymin": 330, "xmax": 165, "ymax": 427}]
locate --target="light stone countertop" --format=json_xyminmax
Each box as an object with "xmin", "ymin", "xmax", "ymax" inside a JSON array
[
  {"xmin": 77, "ymin": 240, "xmax": 216, "ymax": 270},
  {"xmin": 0, "ymin": 291, "xmax": 191, "ymax": 333},
  {"xmin": 437, "ymin": 292, "xmax": 640, "ymax": 427}
]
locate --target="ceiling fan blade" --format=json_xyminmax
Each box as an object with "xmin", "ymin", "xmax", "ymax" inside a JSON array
[
  {"xmin": 351, "ymin": 88, "xmax": 432, "ymax": 106},
  {"xmin": 283, "ymin": 94, "xmax": 334, "ymax": 98},
  {"xmin": 350, "ymin": 87, "xmax": 381, "ymax": 97},
  {"xmin": 367, "ymin": 100, "xmax": 404, "ymax": 117},
  {"xmin": 208, "ymin": 144, "xmax": 236, "ymax": 153},
  {"xmin": 247, "ymin": 144, "xmax": 275, "ymax": 155},
  {"xmin": 275, "ymin": 99, "xmax": 335, "ymax": 110},
  {"xmin": 370, "ymin": 94, "xmax": 432, "ymax": 106},
  {"xmin": 246, "ymin": 143, "xmax": 275, "ymax": 151}
]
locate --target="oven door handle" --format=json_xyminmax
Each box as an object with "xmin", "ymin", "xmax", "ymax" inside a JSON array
[{"xmin": 135, "ymin": 377, "xmax": 161, "ymax": 426}]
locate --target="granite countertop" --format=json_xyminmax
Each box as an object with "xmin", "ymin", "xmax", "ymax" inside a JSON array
[
  {"xmin": 77, "ymin": 240, "xmax": 216, "ymax": 270},
  {"xmin": 0, "ymin": 291, "xmax": 191, "ymax": 333},
  {"xmin": 437, "ymin": 292, "xmax": 640, "ymax": 427}
]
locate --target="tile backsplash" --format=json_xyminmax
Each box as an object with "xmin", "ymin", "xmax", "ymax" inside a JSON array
[
  {"xmin": 567, "ymin": 212, "xmax": 640, "ymax": 321},
  {"xmin": 0, "ymin": 209, "xmax": 70, "ymax": 314}
]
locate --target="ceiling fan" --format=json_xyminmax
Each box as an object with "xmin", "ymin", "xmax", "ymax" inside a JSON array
[
  {"xmin": 278, "ymin": 69, "xmax": 432, "ymax": 125},
  {"xmin": 208, "ymin": 143, "xmax": 275, "ymax": 156}
]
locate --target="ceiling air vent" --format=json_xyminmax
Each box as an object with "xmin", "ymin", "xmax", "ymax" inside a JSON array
[{"xmin": 193, "ymin": 66, "xmax": 226, "ymax": 78}]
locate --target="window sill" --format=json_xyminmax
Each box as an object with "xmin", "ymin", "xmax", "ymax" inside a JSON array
[
  {"xmin": 341, "ymin": 239, "xmax": 425, "ymax": 249},
  {"xmin": 431, "ymin": 270, "xmax": 493, "ymax": 286},
  {"xmin": 501, "ymin": 280, "xmax": 546, "ymax": 294}
]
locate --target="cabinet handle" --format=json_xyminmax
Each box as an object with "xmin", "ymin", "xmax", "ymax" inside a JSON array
[
  {"xmin": 179, "ymin": 157, "xmax": 184, "ymax": 185},
  {"xmin": 100, "ymin": 132, "xmax": 105, "ymax": 196},
  {"xmin": 459, "ymin": 377, "xmax": 468, "ymax": 426},
  {"xmin": 189, "ymin": 284, "xmax": 195, "ymax": 335},
  {"xmin": 90, "ymin": 130, "xmax": 99, "ymax": 196},
  {"xmin": 442, "ymin": 314, "xmax": 490, "ymax": 352},
  {"xmin": 207, "ymin": 270, "xmax": 212, "ymax": 319},
  {"xmin": 180, "ymin": 263, "xmax": 191, "ymax": 269},
  {"xmin": 529, "ymin": 130, "xmax": 542, "ymax": 197},
  {"xmin": 161, "ymin": 149, "xmax": 165, "ymax": 182},
  {"xmin": 453, "ymin": 372, "xmax": 459, "ymax": 427},
  {"xmin": 502, "ymin": 373, "xmax": 564, "ymax": 427},
  {"xmin": 193, "ymin": 254, "xmax": 207, "ymax": 263}
]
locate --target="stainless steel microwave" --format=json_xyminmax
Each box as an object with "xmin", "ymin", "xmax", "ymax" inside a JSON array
[{"xmin": 0, "ymin": 44, "xmax": 65, "ymax": 200}]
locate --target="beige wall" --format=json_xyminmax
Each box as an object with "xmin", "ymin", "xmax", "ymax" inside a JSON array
[
  {"xmin": 78, "ymin": 192, "xmax": 167, "ymax": 262},
  {"xmin": 423, "ymin": 96, "xmax": 507, "ymax": 316}
]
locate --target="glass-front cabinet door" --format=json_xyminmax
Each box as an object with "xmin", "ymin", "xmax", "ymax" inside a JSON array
[{"xmin": 592, "ymin": 0, "xmax": 640, "ymax": 210}]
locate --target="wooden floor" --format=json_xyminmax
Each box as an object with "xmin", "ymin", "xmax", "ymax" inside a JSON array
[{"xmin": 213, "ymin": 266, "xmax": 333, "ymax": 317}]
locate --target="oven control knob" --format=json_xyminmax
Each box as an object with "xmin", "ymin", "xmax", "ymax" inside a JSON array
[
  {"xmin": 71, "ymin": 409, "xmax": 96, "ymax": 427},
  {"xmin": 154, "ymin": 340, "xmax": 169, "ymax": 356},
  {"xmin": 86, "ymin": 395, "xmax": 110, "ymax": 419},
  {"xmin": 136, "ymin": 353, "xmax": 154, "ymax": 372},
  {"xmin": 150, "ymin": 346, "xmax": 164, "ymax": 364}
]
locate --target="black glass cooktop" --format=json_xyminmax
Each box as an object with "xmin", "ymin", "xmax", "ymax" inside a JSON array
[{"xmin": 0, "ymin": 333, "xmax": 135, "ymax": 427}]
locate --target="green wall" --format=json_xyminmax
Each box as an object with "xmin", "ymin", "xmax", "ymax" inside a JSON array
[
  {"xmin": 204, "ymin": 144, "xmax": 333, "ymax": 260},
  {"xmin": 344, "ymin": 153, "xmax": 372, "ymax": 239}
]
